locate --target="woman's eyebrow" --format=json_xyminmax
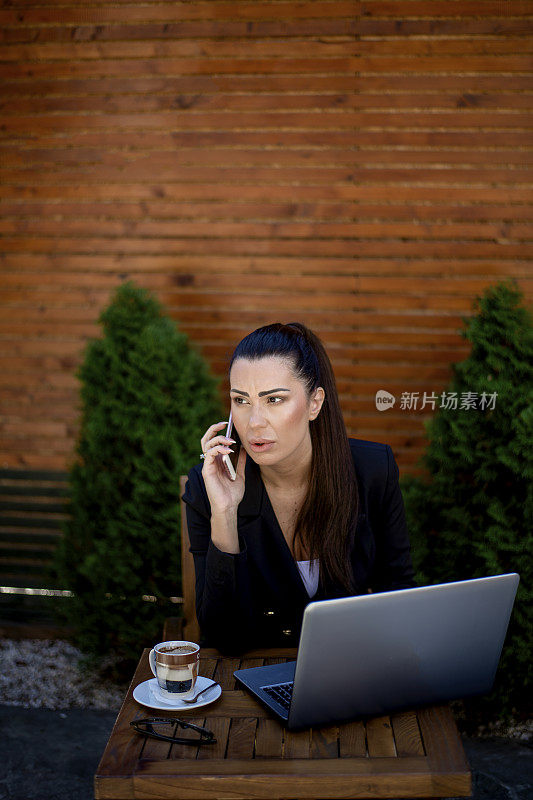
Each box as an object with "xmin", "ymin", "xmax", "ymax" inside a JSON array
[{"xmin": 230, "ymin": 388, "xmax": 291, "ymax": 397}]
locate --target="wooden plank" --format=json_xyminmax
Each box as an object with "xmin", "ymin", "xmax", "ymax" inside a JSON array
[
  {"xmin": 4, "ymin": 144, "xmax": 533, "ymax": 172},
  {"xmin": 0, "ymin": 619, "xmax": 74, "ymax": 640},
  {"xmin": 4, "ymin": 273, "xmax": 531, "ymax": 303},
  {"xmin": 226, "ymin": 717, "xmax": 258, "ymax": 759},
  {"xmin": 1, "ymin": 218, "xmax": 532, "ymax": 243},
  {"xmin": 130, "ymin": 772, "xmax": 460, "ymax": 799},
  {"xmin": 0, "ymin": 469, "xmax": 68, "ymax": 482},
  {"xmin": 1, "ymin": 254, "xmax": 531, "ymax": 279},
  {"xmin": 159, "ymin": 289, "xmax": 474, "ymax": 316},
  {"xmin": 3, "ymin": 36, "xmax": 533, "ymax": 64},
  {"xmin": 391, "ymin": 711, "xmax": 426, "ymax": 757},
  {"xmin": 130, "ymin": 757, "xmax": 441, "ymax": 800},
  {"xmin": 0, "ymin": 485, "xmax": 69, "ymax": 499},
  {"xmin": 0, "ymin": 56, "xmax": 357, "ymax": 81},
  {"xmin": 339, "ymin": 720, "xmax": 367, "ymax": 757},
  {"xmin": 0, "ymin": 0, "xmax": 527, "ymax": 20},
  {"xmin": 0, "ymin": 39, "xmax": 362, "ymax": 63},
  {"xmin": 0, "ymin": 303, "xmax": 510, "ymax": 332},
  {"xmin": 0, "ymin": 238, "xmax": 531, "ymax": 263},
  {"xmin": 0, "ymin": 531, "xmax": 62, "ymax": 545},
  {"xmin": 366, "ymin": 716, "xmax": 397, "ymax": 758},
  {"xmin": 167, "ymin": 715, "xmax": 206, "ymax": 762},
  {"xmin": 417, "ymin": 704, "xmax": 471, "ymax": 785},
  {"xmin": 284, "ymin": 727, "xmax": 311, "ymax": 759},
  {"xmin": 3, "ymin": 86, "xmax": 533, "ymax": 114},
  {"xmin": 2, "ymin": 12, "xmax": 532, "ymax": 40},
  {"xmin": 214, "ymin": 658, "xmax": 241, "ymax": 691},
  {"xmin": 255, "ymin": 718, "xmax": 283, "ymax": 759},
  {"xmin": 1, "ymin": 117, "xmax": 532, "ymax": 145},
  {"xmin": 356, "ymin": 18, "xmax": 533, "ymax": 36},
  {"xmin": 131, "ymin": 757, "xmax": 432, "ymax": 775},
  {"xmin": 0, "ymin": 456, "xmax": 73, "ymax": 470},
  {"xmin": 1, "ymin": 200, "xmax": 532, "ymax": 224},
  {"xmin": 0, "ymin": 2, "xmax": 360, "ymax": 26},
  {"xmin": 4, "ymin": 167, "xmax": 530, "ymax": 194},
  {"xmin": 310, "ymin": 725, "xmax": 339, "ymax": 758},
  {"xmin": 195, "ymin": 715, "xmax": 231, "ymax": 760},
  {"xmin": 198, "ymin": 657, "xmax": 218, "ymax": 681},
  {"xmin": 201, "ymin": 648, "xmax": 296, "ymax": 660},
  {"xmin": 0, "ymin": 181, "xmax": 531, "ymax": 204},
  {"xmin": 2, "ymin": 72, "xmax": 531, "ymax": 97},
  {"xmin": 364, "ymin": 1, "xmax": 533, "ymax": 17},
  {"xmin": 1, "ymin": 52, "xmax": 532, "ymax": 82},
  {"xmin": 0, "ymin": 515, "xmax": 67, "ymax": 529},
  {"xmin": 136, "ymin": 717, "xmax": 175, "ymax": 762},
  {"xmin": 6, "ymin": 29, "xmax": 533, "ymax": 56}
]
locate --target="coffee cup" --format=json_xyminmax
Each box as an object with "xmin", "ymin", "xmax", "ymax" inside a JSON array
[{"xmin": 148, "ymin": 640, "xmax": 200, "ymax": 701}]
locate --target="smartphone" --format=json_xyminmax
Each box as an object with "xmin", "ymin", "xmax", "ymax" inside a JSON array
[{"xmin": 221, "ymin": 411, "xmax": 241, "ymax": 481}]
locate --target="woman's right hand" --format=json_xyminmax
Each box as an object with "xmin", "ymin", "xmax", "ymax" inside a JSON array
[{"xmin": 200, "ymin": 421, "xmax": 247, "ymax": 516}]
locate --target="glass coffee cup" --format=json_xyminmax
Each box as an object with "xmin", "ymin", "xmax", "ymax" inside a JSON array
[{"xmin": 148, "ymin": 640, "xmax": 200, "ymax": 701}]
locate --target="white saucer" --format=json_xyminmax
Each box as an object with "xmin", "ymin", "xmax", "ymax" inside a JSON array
[{"xmin": 133, "ymin": 676, "xmax": 221, "ymax": 711}]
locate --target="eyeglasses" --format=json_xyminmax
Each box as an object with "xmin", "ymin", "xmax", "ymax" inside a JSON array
[{"xmin": 130, "ymin": 717, "xmax": 217, "ymax": 745}]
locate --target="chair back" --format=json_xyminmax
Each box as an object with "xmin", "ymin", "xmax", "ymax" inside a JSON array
[{"xmin": 179, "ymin": 475, "xmax": 201, "ymax": 643}]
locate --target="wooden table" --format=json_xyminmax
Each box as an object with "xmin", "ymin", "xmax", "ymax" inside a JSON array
[{"xmin": 94, "ymin": 648, "xmax": 471, "ymax": 799}]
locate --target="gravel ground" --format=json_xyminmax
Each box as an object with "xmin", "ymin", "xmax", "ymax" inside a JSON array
[
  {"xmin": 0, "ymin": 639, "xmax": 128, "ymax": 711},
  {"xmin": 0, "ymin": 638, "xmax": 531, "ymax": 744}
]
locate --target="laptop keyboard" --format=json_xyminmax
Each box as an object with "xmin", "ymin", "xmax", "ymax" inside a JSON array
[{"xmin": 261, "ymin": 681, "xmax": 294, "ymax": 711}]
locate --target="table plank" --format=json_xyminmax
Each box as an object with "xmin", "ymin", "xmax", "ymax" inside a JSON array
[
  {"xmin": 417, "ymin": 704, "xmax": 472, "ymax": 796},
  {"xmin": 239, "ymin": 657, "xmax": 265, "ymax": 670},
  {"xmin": 196, "ymin": 716, "xmax": 231, "ymax": 760},
  {"xmin": 310, "ymin": 724, "xmax": 338, "ymax": 758},
  {"xmin": 136, "ymin": 717, "xmax": 174, "ymax": 761},
  {"xmin": 214, "ymin": 657, "xmax": 241, "ymax": 690},
  {"xmin": 201, "ymin": 648, "xmax": 297, "ymax": 659},
  {"xmin": 366, "ymin": 715, "xmax": 397, "ymax": 757},
  {"xmin": 167, "ymin": 716, "xmax": 206, "ymax": 761},
  {"xmin": 133, "ymin": 757, "xmax": 438, "ymax": 800},
  {"xmin": 391, "ymin": 710, "xmax": 425, "ymax": 757},
  {"xmin": 200, "ymin": 689, "xmax": 268, "ymax": 718},
  {"xmin": 199, "ymin": 657, "xmax": 218, "ymax": 681},
  {"xmin": 227, "ymin": 717, "xmax": 258, "ymax": 759},
  {"xmin": 255, "ymin": 718, "xmax": 283, "ymax": 758},
  {"xmin": 284, "ymin": 727, "xmax": 311, "ymax": 759},
  {"xmin": 339, "ymin": 719, "xmax": 367, "ymax": 757}
]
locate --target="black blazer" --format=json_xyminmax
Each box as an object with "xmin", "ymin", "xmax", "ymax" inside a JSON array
[{"xmin": 182, "ymin": 438, "xmax": 415, "ymax": 654}]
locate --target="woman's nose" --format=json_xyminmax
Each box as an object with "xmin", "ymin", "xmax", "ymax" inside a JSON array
[{"xmin": 248, "ymin": 406, "xmax": 268, "ymax": 428}]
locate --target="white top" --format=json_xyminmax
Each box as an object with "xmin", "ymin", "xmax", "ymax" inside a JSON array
[{"xmin": 296, "ymin": 559, "xmax": 319, "ymax": 598}]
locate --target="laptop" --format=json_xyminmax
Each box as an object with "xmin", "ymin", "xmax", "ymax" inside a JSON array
[{"xmin": 233, "ymin": 573, "xmax": 519, "ymax": 730}]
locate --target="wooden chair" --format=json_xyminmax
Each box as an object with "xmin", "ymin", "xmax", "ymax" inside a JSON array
[{"xmin": 163, "ymin": 475, "xmax": 200, "ymax": 643}]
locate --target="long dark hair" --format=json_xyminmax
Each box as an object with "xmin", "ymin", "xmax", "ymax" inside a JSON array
[{"xmin": 229, "ymin": 322, "xmax": 358, "ymax": 595}]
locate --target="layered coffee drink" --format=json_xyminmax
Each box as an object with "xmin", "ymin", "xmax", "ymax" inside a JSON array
[
  {"xmin": 149, "ymin": 640, "xmax": 200, "ymax": 700},
  {"xmin": 156, "ymin": 661, "xmax": 198, "ymax": 694}
]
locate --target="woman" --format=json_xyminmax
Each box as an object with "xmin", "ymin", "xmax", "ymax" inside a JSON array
[{"xmin": 183, "ymin": 322, "xmax": 415, "ymax": 653}]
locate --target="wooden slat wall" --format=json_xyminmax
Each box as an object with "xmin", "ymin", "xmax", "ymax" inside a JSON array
[
  {"xmin": 0, "ymin": 468, "xmax": 68, "ymax": 589},
  {"xmin": 1, "ymin": 0, "xmax": 532, "ymax": 475}
]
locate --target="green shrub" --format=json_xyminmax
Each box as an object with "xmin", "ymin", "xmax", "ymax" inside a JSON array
[
  {"xmin": 402, "ymin": 280, "xmax": 532, "ymax": 719},
  {"xmin": 53, "ymin": 282, "xmax": 223, "ymax": 671}
]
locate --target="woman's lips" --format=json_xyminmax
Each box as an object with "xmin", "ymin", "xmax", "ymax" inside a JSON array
[{"xmin": 249, "ymin": 440, "xmax": 275, "ymax": 452}]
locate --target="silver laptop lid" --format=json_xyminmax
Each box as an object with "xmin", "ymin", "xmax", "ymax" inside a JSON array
[{"xmin": 288, "ymin": 573, "xmax": 519, "ymax": 729}]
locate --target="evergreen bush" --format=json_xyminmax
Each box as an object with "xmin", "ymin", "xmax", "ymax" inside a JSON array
[
  {"xmin": 53, "ymin": 282, "xmax": 223, "ymax": 672},
  {"xmin": 402, "ymin": 280, "xmax": 532, "ymax": 719}
]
